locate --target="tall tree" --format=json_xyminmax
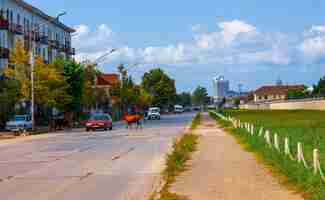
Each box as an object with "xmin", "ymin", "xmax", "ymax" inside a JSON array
[
  {"xmin": 142, "ymin": 68, "xmax": 176, "ymax": 108},
  {"xmin": 5, "ymin": 41, "xmax": 71, "ymax": 125},
  {"xmin": 111, "ymin": 64, "xmax": 154, "ymax": 114},
  {"xmin": 4, "ymin": 40, "xmax": 30, "ymax": 101},
  {"xmin": 176, "ymin": 92, "xmax": 192, "ymax": 107},
  {"xmin": 35, "ymin": 58, "xmax": 71, "ymax": 110},
  {"xmin": 313, "ymin": 77, "xmax": 325, "ymax": 97},
  {"xmin": 52, "ymin": 59, "xmax": 85, "ymax": 113},
  {"xmin": 0, "ymin": 78, "xmax": 21, "ymax": 129},
  {"xmin": 192, "ymin": 86, "xmax": 208, "ymax": 106}
]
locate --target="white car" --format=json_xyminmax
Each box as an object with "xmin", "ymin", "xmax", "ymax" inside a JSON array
[
  {"xmin": 174, "ymin": 105, "xmax": 184, "ymax": 113},
  {"xmin": 6, "ymin": 115, "xmax": 32, "ymax": 132},
  {"xmin": 147, "ymin": 107, "xmax": 161, "ymax": 120}
]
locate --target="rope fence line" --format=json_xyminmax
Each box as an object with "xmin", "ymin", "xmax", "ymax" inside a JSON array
[{"xmin": 211, "ymin": 111, "xmax": 325, "ymax": 183}]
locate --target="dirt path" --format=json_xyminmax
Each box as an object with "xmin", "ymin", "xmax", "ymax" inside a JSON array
[{"xmin": 170, "ymin": 113, "xmax": 304, "ymax": 200}]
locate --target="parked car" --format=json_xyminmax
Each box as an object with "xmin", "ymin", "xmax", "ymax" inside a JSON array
[
  {"xmin": 147, "ymin": 107, "xmax": 161, "ymax": 120},
  {"xmin": 85, "ymin": 113, "xmax": 113, "ymax": 131},
  {"xmin": 5, "ymin": 115, "xmax": 32, "ymax": 132},
  {"xmin": 192, "ymin": 106, "xmax": 201, "ymax": 111},
  {"xmin": 174, "ymin": 105, "xmax": 184, "ymax": 113}
]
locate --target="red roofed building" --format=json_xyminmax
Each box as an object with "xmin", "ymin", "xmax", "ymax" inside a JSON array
[
  {"xmin": 93, "ymin": 74, "xmax": 120, "ymax": 112},
  {"xmin": 253, "ymin": 85, "xmax": 305, "ymax": 102},
  {"xmin": 97, "ymin": 74, "xmax": 120, "ymax": 87},
  {"xmin": 96, "ymin": 73, "xmax": 120, "ymax": 94}
]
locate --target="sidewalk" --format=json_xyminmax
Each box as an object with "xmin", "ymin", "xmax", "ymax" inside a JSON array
[{"xmin": 170, "ymin": 113, "xmax": 303, "ymax": 200}]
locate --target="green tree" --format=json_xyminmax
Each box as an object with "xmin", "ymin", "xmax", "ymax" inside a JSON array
[
  {"xmin": 34, "ymin": 58, "xmax": 71, "ymax": 109},
  {"xmin": 5, "ymin": 42, "xmax": 72, "ymax": 125},
  {"xmin": 52, "ymin": 59, "xmax": 85, "ymax": 113},
  {"xmin": 111, "ymin": 64, "xmax": 154, "ymax": 115},
  {"xmin": 288, "ymin": 86, "xmax": 308, "ymax": 99},
  {"xmin": 142, "ymin": 68, "xmax": 176, "ymax": 108},
  {"xmin": 0, "ymin": 78, "xmax": 21, "ymax": 129},
  {"xmin": 4, "ymin": 40, "xmax": 30, "ymax": 101},
  {"xmin": 313, "ymin": 77, "xmax": 325, "ymax": 97},
  {"xmin": 111, "ymin": 64, "xmax": 139, "ymax": 113},
  {"xmin": 192, "ymin": 86, "xmax": 208, "ymax": 106},
  {"xmin": 176, "ymin": 92, "xmax": 192, "ymax": 107}
]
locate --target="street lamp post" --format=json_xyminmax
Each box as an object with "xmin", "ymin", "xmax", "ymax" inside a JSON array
[
  {"xmin": 85, "ymin": 49, "xmax": 117, "ymax": 112},
  {"xmin": 30, "ymin": 12, "xmax": 67, "ymax": 131}
]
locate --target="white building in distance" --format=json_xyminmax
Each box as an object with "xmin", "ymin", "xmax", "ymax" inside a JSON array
[
  {"xmin": 213, "ymin": 75, "xmax": 229, "ymax": 101},
  {"xmin": 0, "ymin": 0, "xmax": 75, "ymax": 69}
]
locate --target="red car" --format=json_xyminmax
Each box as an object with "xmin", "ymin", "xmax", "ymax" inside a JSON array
[{"xmin": 86, "ymin": 113, "xmax": 113, "ymax": 131}]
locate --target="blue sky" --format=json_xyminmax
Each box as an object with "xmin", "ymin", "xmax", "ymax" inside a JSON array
[{"xmin": 26, "ymin": 0, "xmax": 325, "ymax": 93}]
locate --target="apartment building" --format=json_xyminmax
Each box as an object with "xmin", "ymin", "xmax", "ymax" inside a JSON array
[{"xmin": 0, "ymin": 0, "xmax": 75, "ymax": 69}]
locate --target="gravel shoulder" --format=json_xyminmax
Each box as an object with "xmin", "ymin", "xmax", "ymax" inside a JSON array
[{"xmin": 170, "ymin": 113, "xmax": 304, "ymax": 200}]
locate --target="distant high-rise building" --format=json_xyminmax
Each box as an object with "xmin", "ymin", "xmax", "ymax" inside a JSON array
[
  {"xmin": 276, "ymin": 77, "xmax": 283, "ymax": 86},
  {"xmin": 213, "ymin": 75, "xmax": 229, "ymax": 100}
]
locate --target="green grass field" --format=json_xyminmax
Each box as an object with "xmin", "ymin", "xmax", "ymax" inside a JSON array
[{"xmin": 211, "ymin": 110, "xmax": 325, "ymax": 200}]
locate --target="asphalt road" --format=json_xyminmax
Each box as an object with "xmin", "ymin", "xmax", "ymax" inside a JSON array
[{"xmin": 0, "ymin": 113, "xmax": 195, "ymax": 200}]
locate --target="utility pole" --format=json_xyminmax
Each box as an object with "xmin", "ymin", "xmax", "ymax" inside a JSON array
[
  {"xmin": 30, "ymin": 12, "xmax": 67, "ymax": 131},
  {"xmin": 85, "ymin": 49, "xmax": 117, "ymax": 112}
]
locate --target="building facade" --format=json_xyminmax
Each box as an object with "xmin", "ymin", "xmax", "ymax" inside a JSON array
[
  {"xmin": 213, "ymin": 75, "xmax": 229, "ymax": 101},
  {"xmin": 253, "ymin": 85, "xmax": 305, "ymax": 102},
  {"xmin": 0, "ymin": 0, "xmax": 75, "ymax": 69}
]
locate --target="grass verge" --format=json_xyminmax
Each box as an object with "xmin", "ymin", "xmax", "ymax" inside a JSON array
[
  {"xmin": 190, "ymin": 112, "xmax": 202, "ymax": 130},
  {"xmin": 153, "ymin": 113, "xmax": 200, "ymax": 200},
  {"xmin": 209, "ymin": 110, "xmax": 325, "ymax": 200}
]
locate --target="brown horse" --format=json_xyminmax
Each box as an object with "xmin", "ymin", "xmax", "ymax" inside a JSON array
[{"xmin": 123, "ymin": 114, "xmax": 143, "ymax": 129}]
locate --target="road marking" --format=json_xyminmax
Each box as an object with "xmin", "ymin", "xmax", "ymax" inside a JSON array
[
  {"xmin": 79, "ymin": 172, "xmax": 94, "ymax": 181},
  {"xmin": 112, "ymin": 147, "xmax": 135, "ymax": 161}
]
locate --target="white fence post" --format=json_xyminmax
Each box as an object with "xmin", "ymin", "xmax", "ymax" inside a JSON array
[
  {"xmin": 264, "ymin": 130, "xmax": 272, "ymax": 146},
  {"xmin": 297, "ymin": 142, "xmax": 309, "ymax": 168},
  {"xmin": 251, "ymin": 125, "xmax": 254, "ymax": 136},
  {"xmin": 274, "ymin": 133, "xmax": 280, "ymax": 152},
  {"xmin": 284, "ymin": 138, "xmax": 295, "ymax": 160},
  {"xmin": 258, "ymin": 127, "xmax": 264, "ymax": 137},
  {"xmin": 313, "ymin": 149, "xmax": 319, "ymax": 175}
]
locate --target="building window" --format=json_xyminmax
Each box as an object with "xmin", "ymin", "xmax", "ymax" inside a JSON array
[
  {"xmin": 17, "ymin": 14, "xmax": 20, "ymax": 25},
  {"xmin": 10, "ymin": 10, "xmax": 13, "ymax": 23},
  {"xmin": 264, "ymin": 95, "xmax": 268, "ymax": 100},
  {"xmin": 42, "ymin": 48, "xmax": 46, "ymax": 60}
]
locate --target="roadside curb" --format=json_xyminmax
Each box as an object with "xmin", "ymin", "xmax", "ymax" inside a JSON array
[{"xmin": 149, "ymin": 123, "xmax": 192, "ymax": 200}]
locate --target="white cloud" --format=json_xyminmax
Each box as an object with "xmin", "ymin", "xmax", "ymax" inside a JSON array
[
  {"xmin": 299, "ymin": 26, "xmax": 325, "ymax": 62},
  {"xmin": 300, "ymin": 36, "xmax": 325, "ymax": 59},
  {"xmin": 75, "ymin": 20, "xmax": 325, "ymax": 68},
  {"xmin": 218, "ymin": 20, "xmax": 257, "ymax": 44},
  {"xmin": 73, "ymin": 24, "xmax": 116, "ymax": 58},
  {"xmin": 191, "ymin": 24, "xmax": 203, "ymax": 32},
  {"xmin": 310, "ymin": 25, "xmax": 325, "ymax": 34}
]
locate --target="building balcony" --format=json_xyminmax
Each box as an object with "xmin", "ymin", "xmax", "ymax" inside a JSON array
[
  {"xmin": 0, "ymin": 18, "xmax": 9, "ymax": 30},
  {"xmin": 49, "ymin": 40, "xmax": 59, "ymax": 49},
  {"xmin": 40, "ymin": 35, "xmax": 49, "ymax": 45},
  {"xmin": 0, "ymin": 47, "xmax": 10, "ymax": 59},
  {"xmin": 9, "ymin": 23, "xmax": 23, "ymax": 35},
  {"xmin": 24, "ymin": 32, "xmax": 32, "ymax": 40},
  {"xmin": 32, "ymin": 31, "xmax": 41, "ymax": 42},
  {"xmin": 68, "ymin": 48, "xmax": 75, "ymax": 55},
  {"xmin": 58, "ymin": 44, "xmax": 66, "ymax": 52}
]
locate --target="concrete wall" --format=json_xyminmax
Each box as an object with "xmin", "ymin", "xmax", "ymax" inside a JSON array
[
  {"xmin": 240, "ymin": 99, "xmax": 325, "ymax": 110},
  {"xmin": 269, "ymin": 100, "xmax": 325, "ymax": 110},
  {"xmin": 254, "ymin": 94, "xmax": 286, "ymax": 102},
  {"xmin": 240, "ymin": 103, "xmax": 270, "ymax": 110}
]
